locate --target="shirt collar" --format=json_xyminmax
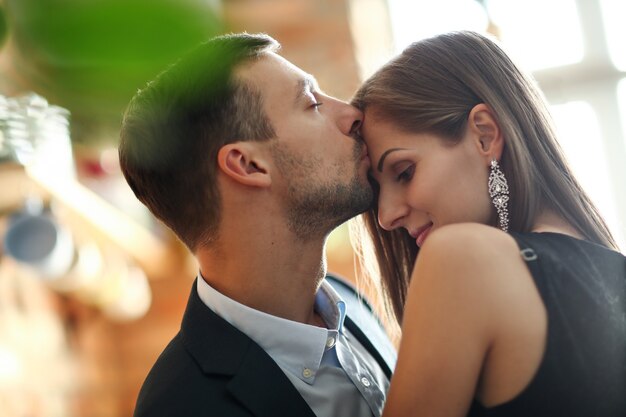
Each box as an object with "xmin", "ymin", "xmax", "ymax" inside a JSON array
[
  {"xmin": 315, "ymin": 279, "xmax": 346, "ymax": 333},
  {"xmin": 196, "ymin": 275, "xmax": 347, "ymax": 384}
]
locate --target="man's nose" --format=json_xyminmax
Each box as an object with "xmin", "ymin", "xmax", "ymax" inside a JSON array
[
  {"xmin": 349, "ymin": 118, "xmax": 362, "ymax": 137},
  {"xmin": 335, "ymin": 100, "xmax": 363, "ymax": 137}
]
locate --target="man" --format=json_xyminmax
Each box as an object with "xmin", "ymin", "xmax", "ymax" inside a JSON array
[{"xmin": 119, "ymin": 32, "xmax": 396, "ymax": 417}]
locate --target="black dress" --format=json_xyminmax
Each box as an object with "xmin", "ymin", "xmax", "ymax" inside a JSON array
[{"xmin": 468, "ymin": 232, "xmax": 626, "ymax": 417}]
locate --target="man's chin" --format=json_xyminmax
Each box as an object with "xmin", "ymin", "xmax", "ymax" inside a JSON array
[
  {"xmin": 284, "ymin": 175, "xmax": 374, "ymax": 238},
  {"xmin": 345, "ymin": 182, "xmax": 375, "ymax": 217}
]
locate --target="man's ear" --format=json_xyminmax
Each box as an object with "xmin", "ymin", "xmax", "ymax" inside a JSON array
[
  {"xmin": 467, "ymin": 103, "xmax": 504, "ymax": 161},
  {"xmin": 217, "ymin": 142, "xmax": 271, "ymax": 188}
]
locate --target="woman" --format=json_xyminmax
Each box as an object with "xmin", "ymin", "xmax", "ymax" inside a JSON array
[{"xmin": 351, "ymin": 31, "xmax": 626, "ymax": 416}]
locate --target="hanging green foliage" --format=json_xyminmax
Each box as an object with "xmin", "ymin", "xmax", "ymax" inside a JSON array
[{"xmin": 3, "ymin": 0, "xmax": 224, "ymax": 144}]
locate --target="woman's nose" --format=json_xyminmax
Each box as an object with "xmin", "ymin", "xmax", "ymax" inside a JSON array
[{"xmin": 377, "ymin": 192, "xmax": 407, "ymax": 231}]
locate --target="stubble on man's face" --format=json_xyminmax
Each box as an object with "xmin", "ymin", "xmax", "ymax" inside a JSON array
[{"xmin": 270, "ymin": 140, "xmax": 373, "ymax": 241}]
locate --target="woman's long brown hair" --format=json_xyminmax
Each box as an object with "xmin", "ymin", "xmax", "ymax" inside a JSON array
[{"xmin": 351, "ymin": 31, "xmax": 618, "ymax": 327}]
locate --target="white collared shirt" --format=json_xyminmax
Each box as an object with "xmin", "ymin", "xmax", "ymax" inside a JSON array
[{"xmin": 196, "ymin": 276, "xmax": 389, "ymax": 417}]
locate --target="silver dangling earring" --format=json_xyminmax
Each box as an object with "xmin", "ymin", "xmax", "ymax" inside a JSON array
[{"xmin": 488, "ymin": 159, "xmax": 510, "ymax": 232}]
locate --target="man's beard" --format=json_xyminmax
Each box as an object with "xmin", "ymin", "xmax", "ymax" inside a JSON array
[{"xmin": 271, "ymin": 142, "xmax": 373, "ymax": 241}]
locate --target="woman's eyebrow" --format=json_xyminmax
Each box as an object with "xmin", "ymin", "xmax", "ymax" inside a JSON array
[{"xmin": 377, "ymin": 148, "xmax": 407, "ymax": 172}]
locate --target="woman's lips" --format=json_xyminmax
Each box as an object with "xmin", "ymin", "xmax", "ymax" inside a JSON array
[{"xmin": 415, "ymin": 223, "xmax": 433, "ymax": 247}]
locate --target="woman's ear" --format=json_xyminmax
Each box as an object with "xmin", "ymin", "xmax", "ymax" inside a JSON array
[
  {"xmin": 217, "ymin": 142, "xmax": 271, "ymax": 188},
  {"xmin": 468, "ymin": 103, "xmax": 504, "ymax": 161}
]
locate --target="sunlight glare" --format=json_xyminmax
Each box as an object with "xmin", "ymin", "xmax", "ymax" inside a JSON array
[
  {"xmin": 600, "ymin": 0, "xmax": 626, "ymax": 71},
  {"xmin": 619, "ymin": 78, "xmax": 626, "ymax": 147},
  {"xmin": 486, "ymin": 0, "xmax": 583, "ymax": 71},
  {"xmin": 387, "ymin": 0, "xmax": 488, "ymax": 52},
  {"xmin": 550, "ymin": 101, "xmax": 624, "ymax": 247}
]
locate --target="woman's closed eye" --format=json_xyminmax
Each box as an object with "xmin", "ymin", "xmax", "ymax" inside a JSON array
[{"xmin": 395, "ymin": 165, "xmax": 415, "ymax": 183}]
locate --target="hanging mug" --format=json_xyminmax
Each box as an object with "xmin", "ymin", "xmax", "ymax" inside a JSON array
[{"xmin": 3, "ymin": 211, "xmax": 75, "ymax": 279}]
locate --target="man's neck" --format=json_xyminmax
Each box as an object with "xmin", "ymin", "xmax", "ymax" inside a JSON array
[{"xmin": 196, "ymin": 235, "xmax": 329, "ymax": 324}]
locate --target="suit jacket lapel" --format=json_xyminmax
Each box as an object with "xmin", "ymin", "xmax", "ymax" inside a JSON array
[
  {"xmin": 227, "ymin": 343, "xmax": 317, "ymax": 417},
  {"xmin": 180, "ymin": 280, "xmax": 315, "ymax": 417}
]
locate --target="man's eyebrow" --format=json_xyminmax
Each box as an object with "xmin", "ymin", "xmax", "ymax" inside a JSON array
[{"xmin": 377, "ymin": 148, "xmax": 407, "ymax": 172}]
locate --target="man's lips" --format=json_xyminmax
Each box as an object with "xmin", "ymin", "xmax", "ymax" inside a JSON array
[
  {"xmin": 359, "ymin": 147, "xmax": 370, "ymax": 166},
  {"xmin": 360, "ymin": 144, "xmax": 369, "ymax": 160}
]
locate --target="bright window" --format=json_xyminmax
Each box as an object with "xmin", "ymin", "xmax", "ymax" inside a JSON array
[
  {"xmin": 387, "ymin": 0, "xmax": 487, "ymax": 52},
  {"xmin": 620, "ymin": 78, "xmax": 626, "ymax": 144},
  {"xmin": 600, "ymin": 0, "xmax": 626, "ymax": 71},
  {"xmin": 486, "ymin": 0, "xmax": 583, "ymax": 71},
  {"xmin": 387, "ymin": 0, "xmax": 584, "ymax": 71},
  {"xmin": 551, "ymin": 101, "xmax": 624, "ymax": 246}
]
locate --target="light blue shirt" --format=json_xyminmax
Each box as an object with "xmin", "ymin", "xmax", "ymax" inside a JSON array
[{"xmin": 196, "ymin": 275, "xmax": 389, "ymax": 417}]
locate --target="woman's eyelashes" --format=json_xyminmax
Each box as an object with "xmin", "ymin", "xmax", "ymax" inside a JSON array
[{"xmin": 395, "ymin": 164, "xmax": 415, "ymax": 183}]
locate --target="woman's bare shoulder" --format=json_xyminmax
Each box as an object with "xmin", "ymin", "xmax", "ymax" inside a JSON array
[
  {"xmin": 411, "ymin": 223, "xmax": 542, "ymax": 340},
  {"xmin": 418, "ymin": 223, "xmax": 522, "ymax": 275},
  {"xmin": 393, "ymin": 224, "xmax": 542, "ymax": 416}
]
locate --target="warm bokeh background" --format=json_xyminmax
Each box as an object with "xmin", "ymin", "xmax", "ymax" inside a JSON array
[{"xmin": 0, "ymin": 1, "xmax": 624, "ymax": 416}]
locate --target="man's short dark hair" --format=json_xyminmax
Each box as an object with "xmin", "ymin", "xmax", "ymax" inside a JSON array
[{"xmin": 119, "ymin": 33, "xmax": 279, "ymax": 251}]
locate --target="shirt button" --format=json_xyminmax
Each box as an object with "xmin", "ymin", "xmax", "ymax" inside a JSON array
[
  {"xmin": 302, "ymin": 368, "xmax": 313, "ymax": 378},
  {"xmin": 326, "ymin": 337, "xmax": 336, "ymax": 348},
  {"xmin": 361, "ymin": 376, "xmax": 371, "ymax": 387}
]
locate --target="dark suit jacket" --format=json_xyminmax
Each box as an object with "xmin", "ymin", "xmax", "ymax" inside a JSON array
[{"xmin": 133, "ymin": 275, "xmax": 396, "ymax": 417}]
